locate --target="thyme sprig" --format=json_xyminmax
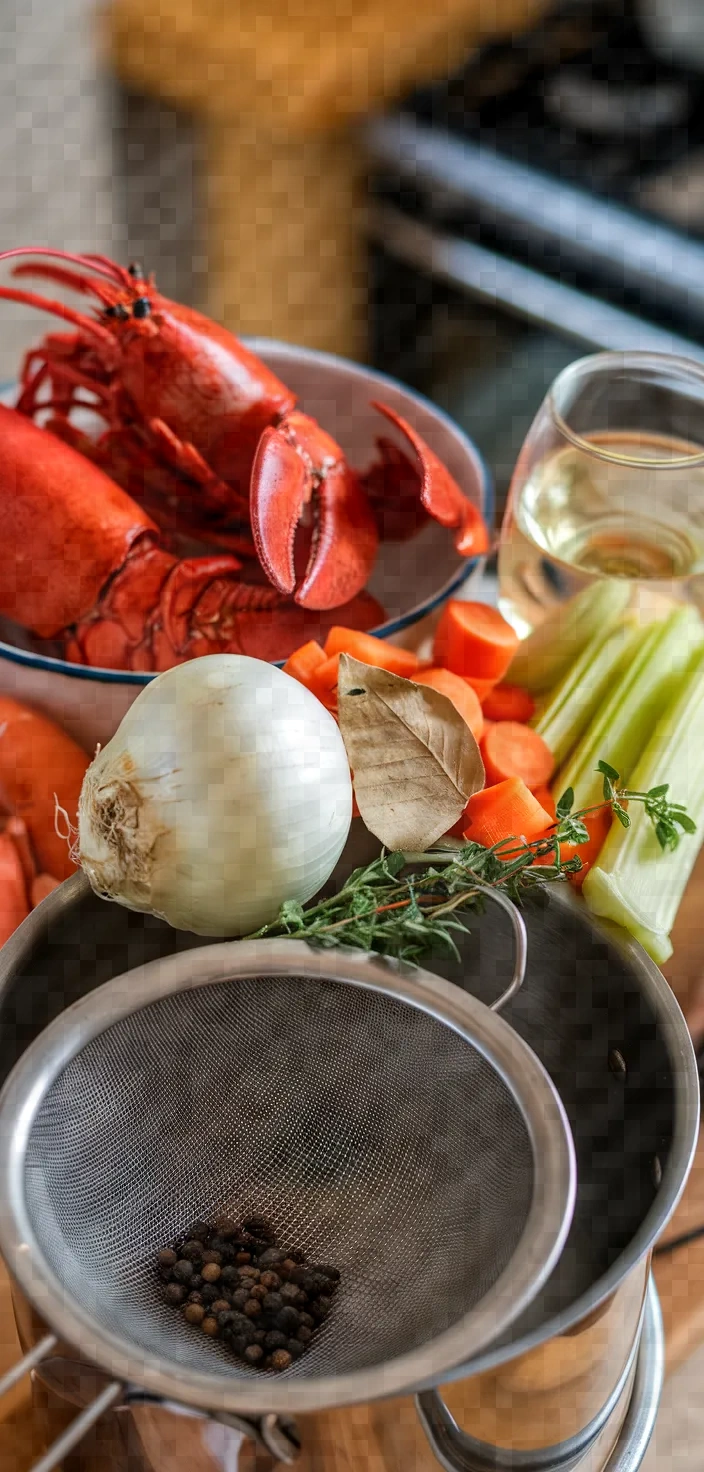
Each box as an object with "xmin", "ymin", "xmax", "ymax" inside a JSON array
[{"xmin": 249, "ymin": 765, "xmax": 694, "ymax": 964}]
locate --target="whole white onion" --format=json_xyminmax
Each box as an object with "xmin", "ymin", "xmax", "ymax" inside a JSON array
[{"xmin": 78, "ymin": 654, "xmax": 352, "ymax": 935}]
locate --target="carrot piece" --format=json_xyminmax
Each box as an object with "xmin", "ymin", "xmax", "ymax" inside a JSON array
[
  {"xmin": 323, "ymin": 627, "xmax": 420, "ymax": 676},
  {"xmin": 0, "ymin": 831, "xmax": 30, "ymax": 946},
  {"xmin": 309, "ymin": 653, "xmax": 340, "ymax": 709},
  {"xmin": 413, "ymin": 668, "xmax": 484, "ymax": 742},
  {"xmin": 31, "ymin": 873, "xmax": 61, "ymax": 908},
  {"xmin": 283, "ymin": 640, "xmax": 327, "ymax": 689},
  {"xmin": 464, "ymin": 675, "xmax": 497, "ymax": 703},
  {"xmin": 0, "ymin": 697, "xmax": 89, "ymax": 880},
  {"xmin": 533, "ymin": 786, "xmax": 557, "ymax": 822},
  {"xmin": 463, "ymin": 778, "xmax": 553, "ymax": 848},
  {"xmin": 352, "ymin": 793, "xmax": 361, "ymax": 820},
  {"xmin": 481, "ymin": 722, "xmax": 554, "ymax": 791},
  {"xmin": 434, "ymin": 600, "xmax": 520, "ymax": 681},
  {"xmin": 482, "ymin": 683, "xmax": 536, "ymax": 723}
]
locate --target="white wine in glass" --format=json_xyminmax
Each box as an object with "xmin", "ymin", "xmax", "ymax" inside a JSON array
[{"xmin": 498, "ymin": 354, "xmax": 704, "ymax": 639}]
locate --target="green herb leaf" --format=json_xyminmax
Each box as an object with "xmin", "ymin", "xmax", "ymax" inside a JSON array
[{"xmin": 556, "ymin": 787, "xmax": 574, "ymax": 818}]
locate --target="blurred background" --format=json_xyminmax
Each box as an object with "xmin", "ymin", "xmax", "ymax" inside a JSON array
[{"xmin": 5, "ymin": 0, "xmax": 704, "ymax": 520}]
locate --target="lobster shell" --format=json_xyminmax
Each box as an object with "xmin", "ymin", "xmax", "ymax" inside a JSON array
[{"xmin": 0, "ymin": 405, "xmax": 156, "ymax": 638}]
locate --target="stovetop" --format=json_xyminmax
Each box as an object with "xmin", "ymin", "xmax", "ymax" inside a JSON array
[{"xmin": 405, "ymin": 0, "xmax": 704, "ymax": 236}]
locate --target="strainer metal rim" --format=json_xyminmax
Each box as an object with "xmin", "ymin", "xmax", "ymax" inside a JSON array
[{"xmin": 0, "ymin": 938, "xmax": 576, "ymax": 1415}]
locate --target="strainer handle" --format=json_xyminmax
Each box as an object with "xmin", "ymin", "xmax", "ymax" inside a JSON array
[{"xmin": 472, "ymin": 884, "xmax": 528, "ymax": 1013}]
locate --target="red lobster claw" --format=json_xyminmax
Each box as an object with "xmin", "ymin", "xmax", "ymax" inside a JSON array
[
  {"xmin": 250, "ymin": 411, "xmax": 379, "ymax": 611},
  {"xmin": 370, "ymin": 403, "xmax": 490, "ymax": 558}
]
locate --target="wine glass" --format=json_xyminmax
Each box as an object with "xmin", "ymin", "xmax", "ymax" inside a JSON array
[{"xmin": 498, "ymin": 351, "xmax": 704, "ymax": 640}]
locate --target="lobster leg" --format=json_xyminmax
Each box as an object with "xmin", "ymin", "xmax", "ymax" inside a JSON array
[
  {"xmin": 365, "ymin": 402, "xmax": 490, "ymax": 558},
  {"xmin": 250, "ymin": 410, "xmax": 379, "ymax": 611}
]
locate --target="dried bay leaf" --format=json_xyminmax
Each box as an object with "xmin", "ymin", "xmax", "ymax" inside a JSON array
[{"xmin": 338, "ymin": 654, "xmax": 485, "ymax": 850}]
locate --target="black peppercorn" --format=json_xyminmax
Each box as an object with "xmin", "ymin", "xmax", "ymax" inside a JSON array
[
  {"xmin": 280, "ymin": 1258, "xmax": 297, "ymax": 1278},
  {"xmin": 244, "ymin": 1299, "xmax": 261, "ymax": 1318},
  {"xmin": 201, "ymin": 1285, "xmax": 219, "ymax": 1305},
  {"xmin": 186, "ymin": 1222, "xmax": 210, "ymax": 1243},
  {"xmin": 202, "ymin": 1250, "xmax": 222, "ymax": 1266},
  {"xmin": 202, "ymin": 1263, "xmax": 221, "ymax": 1284},
  {"xmin": 217, "ymin": 1310, "xmax": 233, "ymax": 1329},
  {"xmin": 277, "ymin": 1306, "xmax": 300, "ymax": 1334},
  {"xmin": 188, "ymin": 1291, "xmax": 204, "ymax": 1305},
  {"xmin": 158, "ymin": 1248, "xmax": 178, "ymax": 1269},
  {"xmin": 253, "ymin": 1329, "xmax": 267, "ymax": 1346},
  {"xmin": 242, "ymin": 1215, "xmax": 276, "ymax": 1241},
  {"xmin": 260, "ymin": 1270, "xmax": 281, "ymax": 1291},
  {"xmin": 238, "ymin": 1266, "xmax": 259, "ymax": 1282},
  {"xmin": 264, "ymin": 1330, "xmax": 287, "ymax": 1352},
  {"xmin": 280, "ymin": 1283, "xmax": 303, "ymax": 1306},
  {"xmin": 244, "ymin": 1343, "xmax": 264, "ymax": 1365},
  {"xmin": 298, "ymin": 1312, "xmax": 314, "ymax": 1330},
  {"xmin": 288, "ymin": 1338, "xmax": 304, "ymax": 1358},
  {"xmin": 165, "ymin": 1283, "xmax": 186, "ymax": 1305},
  {"xmin": 270, "ymin": 1349, "xmax": 292, "ymax": 1371},
  {"xmin": 173, "ymin": 1260, "xmax": 194, "ymax": 1284},
  {"xmin": 235, "ymin": 1251, "xmax": 251, "ymax": 1265},
  {"xmin": 257, "ymin": 1248, "xmax": 285, "ymax": 1268},
  {"xmin": 184, "ymin": 1303, "xmax": 205, "ymax": 1325},
  {"xmin": 249, "ymin": 1284, "xmax": 267, "ymax": 1302},
  {"xmin": 316, "ymin": 1264, "xmax": 341, "ymax": 1284},
  {"xmin": 231, "ymin": 1288, "xmax": 249, "ymax": 1310},
  {"xmin": 262, "ymin": 1292, "xmax": 283, "ymax": 1315},
  {"xmin": 298, "ymin": 1325, "xmax": 312, "ymax": 1344},
  {"xmin": 191, "ymin": 1275, "xmax": 204, "ymax": 1291},
  {"xmin": 181, "ymin": 1240, "xmax": 204, "ymax": 1262},
  {"xmin": 287, "ymin": 1266, "xmax": 307, "ymax": 1286},
  {"xmin": 201, "ymin": 1316, "xmax": 219, "ymax": 1337},
  {"xmin": 211, "ymin": 1299, "xmax": 230, "ymax": 1316},
  {"xmin": 221, "ymin": 1266, "xmax": 238, "ymax": 1286}
]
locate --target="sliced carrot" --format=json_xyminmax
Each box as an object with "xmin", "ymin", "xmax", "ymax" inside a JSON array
[
  {"xmin": 0, "ymin": 831, "xmax": 30, "ymax": 946},
  {"xmin": 323, "ymin": 627, "xmax": 420, "ymax": 676},
  {"xmin": 434, "ymin": 600, "xmax": 519, "ymax": 681},
  {"xmin": 464, "ymin": 675, "xmax": 497, "ymax": 703},
  {"xmin": 309, "ymin": 652, "xmax": 340, "ymax": 709},
  {"xmin": 482, "ymin": 683, "xmax": 536, "ymax": 723},
  {"xmin": 283, "ymin": 640, "xmax": 327, "ymax": 689},
  {"xmin": 533, "ymin": 786, "xmax": 557, "ymax": 822},
  {"xmin": 0, "ymin": 697, "xmax": 89, "ymax": 880},
  {"xmin": 463, "ymin": 778, "xmax": 553, "ymax": 848},
  {"xmin": 31, "ymin": 873, "xmax": 61, "ymax": 908},
  {"xmin": 352, "ymin": 793, "xmax": 361, "ymax": 820},
  {"xmin": 481, "ymin": 722, "xmax": 554, "ymax": 791},
  {"xmin": 413, "ymin": 668, "xmax": 484, "ymax": 742}
]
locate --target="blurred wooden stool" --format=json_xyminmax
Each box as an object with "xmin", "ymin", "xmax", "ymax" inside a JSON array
[{"xmin": 106, "ymin": 0, "xmax": 547, "ymax": 356}]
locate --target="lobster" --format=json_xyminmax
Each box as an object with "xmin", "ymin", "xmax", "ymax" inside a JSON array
[
  {"xmin": 0, "ymin": 248, "xmax": 488, "ymax": 625},
  {"xmin": 0, "ymin": 405, "xmax": 386, "ymax": 669}
]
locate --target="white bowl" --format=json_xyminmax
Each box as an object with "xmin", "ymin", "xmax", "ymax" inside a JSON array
[{"xmin": 0, "ymin": 340, "xmax": 491, "ymax": 750}]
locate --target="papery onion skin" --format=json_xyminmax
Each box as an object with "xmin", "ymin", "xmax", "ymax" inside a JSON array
[{"xmin": 78, "ymin": 654, "xmax": 352, "ymax": 935}]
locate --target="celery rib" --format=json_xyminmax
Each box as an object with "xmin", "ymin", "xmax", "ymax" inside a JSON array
[
  {"xmin": 507, "ymin": 581, "xmax": 631, "ymax": 694},
  {"xmin": 554, "ymin": 605, "xmax": 704, "ymax": 810},
  {"xmin": 583, "ymin": 642, "xmax": 704, "ymax": 963},
  {"xmin": 533, "ymin": 619, "xmax": 642, "ymax": 769}
]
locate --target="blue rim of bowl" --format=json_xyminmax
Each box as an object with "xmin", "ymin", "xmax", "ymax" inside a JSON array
[{"xmin": 0, "ymin": 354, "xmax": 493, "ymax": 684}]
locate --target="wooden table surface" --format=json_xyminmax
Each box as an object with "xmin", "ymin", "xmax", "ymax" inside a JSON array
[{"xmin": 1, "ymin": 852, "xmax": 702, "ymax": 1471}]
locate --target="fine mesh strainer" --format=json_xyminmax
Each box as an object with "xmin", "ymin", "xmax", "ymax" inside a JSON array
[{"xmin": 0, "ymin": 899, "xmax": 575, "ymax": 1467}]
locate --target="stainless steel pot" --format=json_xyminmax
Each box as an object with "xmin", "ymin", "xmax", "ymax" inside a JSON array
[{"xmin": 0, "ymin": 849, "xmax": 698, "ymax": 1471}]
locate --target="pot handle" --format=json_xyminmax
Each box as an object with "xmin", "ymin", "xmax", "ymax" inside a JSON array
[
  {"xmin": 472, "ymin": 883, "xmax": 528, "ymax": 1013},
  {"xmin": 0, "ymin": 1340, "xmax": 299, "ymax": 1470}
]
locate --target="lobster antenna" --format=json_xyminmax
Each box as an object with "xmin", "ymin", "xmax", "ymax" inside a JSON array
[
  {"xmin": 0, "ymin": 283, "xmax": 115, "ymax": 345},
  {"xmin": 0, "ymin": 247, "xmax": 128, "ymax": 286}
]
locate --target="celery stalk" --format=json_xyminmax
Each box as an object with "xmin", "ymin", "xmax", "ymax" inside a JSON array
[
  {"xmin": 507, "ymin": 581, "xmax": 631, "ymax": 694},
  {"xmin": 555, "ymin": 605, "xmax": 704, "ymax": 810},
  {"xmin": 533, "ymin": 619, "xmax": 643, "ymax": 768},
  {"xmin": 583, "ymin": 643, "xmax": 704, "ymax": 963}
]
